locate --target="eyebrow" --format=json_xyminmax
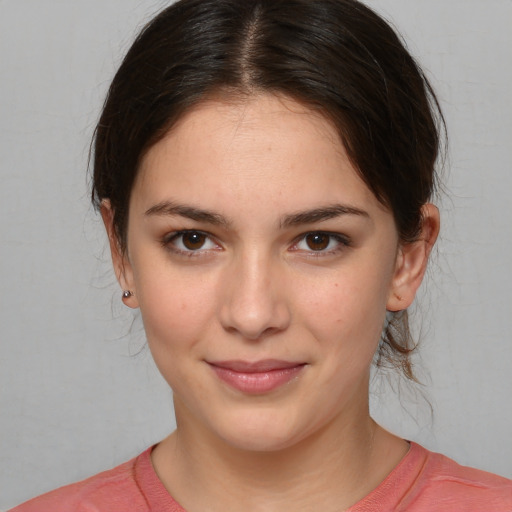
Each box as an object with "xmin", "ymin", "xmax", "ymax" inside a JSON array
[
  {"xmin": 280, "ymin": 204, "xmax": 369, "ymax": 228},
  {"xmin": 145, "ymin": 200, "xmax": 369, "ymax": 228},
  {"xmin": 145, "ymin": 201, "xmax": 230, "ymax": 227}
]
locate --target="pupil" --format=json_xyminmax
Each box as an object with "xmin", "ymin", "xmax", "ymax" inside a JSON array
[
  {"xmin": 306, "ymin": 233, "xmax": 329, "ymax": 251},
  {"xmin": 183, "ymin": 232, "xmax": 205, "ymax": 250}
]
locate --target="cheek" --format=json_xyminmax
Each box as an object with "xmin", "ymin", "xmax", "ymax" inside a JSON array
[
  {"xmin": 295, "ymin": 266, "xmax": 391, "ymax": 354},
  {"xmin": 135, "ymin": 271, "xmax": 218, "ymax": 397},
  {"xmin": 133, "ymin": 262, "xmax": 217, "ymax": 355}
]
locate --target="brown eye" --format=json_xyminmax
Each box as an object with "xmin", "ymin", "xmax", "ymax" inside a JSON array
[
  {"xmin": 293, "ymin": 232, "xmax": 349, "ymax": 255},
  {"xmin": 164, "ymin": 230, "xmax": 219, "ymax": 255},
  {"xmin": 182, "ymin": 232, "xmax": 207, "ymax": 250},
  {"xmin": 305, "ymin": 233, "xmax": 330, "ymax": 251}
]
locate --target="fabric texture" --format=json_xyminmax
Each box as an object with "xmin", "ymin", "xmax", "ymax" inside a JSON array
[{"xmin": 10, "ymin": 442, "xmax": 512, "ymax": 511}]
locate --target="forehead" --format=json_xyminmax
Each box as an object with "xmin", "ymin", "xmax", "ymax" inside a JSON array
[{"xmin": 134, "ymin": 94, "xmax": 386, "ymax": 220}]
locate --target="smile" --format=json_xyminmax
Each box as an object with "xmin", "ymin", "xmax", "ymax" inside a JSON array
[{"xmin": 207, "ymin": 360, "xmax": 306, "ymax": 394}]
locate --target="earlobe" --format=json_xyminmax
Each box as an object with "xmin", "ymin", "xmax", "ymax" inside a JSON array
[
  {"xmin": 100, "ymin": 200, "xmax": 139, "ymax": 309},
  {"xmin": 387, "ymin": 204, "xmax": 440, "ymax": 312}
]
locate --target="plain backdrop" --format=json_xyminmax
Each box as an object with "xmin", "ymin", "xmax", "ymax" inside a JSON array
[{"xmin": 1, "ymin": 0, "xmax": 511, "ymax": 508}]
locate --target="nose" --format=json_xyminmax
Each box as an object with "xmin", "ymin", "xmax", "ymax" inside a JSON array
[{"xmin": 219, "ymin": 250, "xmax": 291, "ymax": 340}]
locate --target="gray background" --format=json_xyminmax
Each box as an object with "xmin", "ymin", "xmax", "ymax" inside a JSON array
[{"xmin": 1, "ymin": 0, "xmax": 511, "ymax": 508}]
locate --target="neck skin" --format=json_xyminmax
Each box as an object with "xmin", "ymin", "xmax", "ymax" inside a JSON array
[{"xmin": 151, "ymin": 382, "xmax": 409, "ymax": 512}]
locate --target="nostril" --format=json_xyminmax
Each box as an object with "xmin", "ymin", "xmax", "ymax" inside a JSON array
[{"xmin": 219, "ymin": 297, "xmax": 291, "ymax": 340}]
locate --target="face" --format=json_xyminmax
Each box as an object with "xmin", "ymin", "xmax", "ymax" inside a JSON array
[{"xmin": 108, "ymin": 94, "xmax": 428, "ymax": 452}]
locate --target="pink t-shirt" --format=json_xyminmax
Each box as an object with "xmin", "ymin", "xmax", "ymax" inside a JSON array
[{"xmin": 10, "ymin": 442, "xmax": 512, "ymax": 511}]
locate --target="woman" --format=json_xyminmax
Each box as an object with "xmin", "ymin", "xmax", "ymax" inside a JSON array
[{"xmin": 10, "ymin": 0, "xmax": 511, "ymax": 510}]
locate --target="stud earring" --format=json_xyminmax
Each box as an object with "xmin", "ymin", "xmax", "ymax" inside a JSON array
[{"xmin": 122, "ymin": 290, "xmax": 134, "ymax": 299}]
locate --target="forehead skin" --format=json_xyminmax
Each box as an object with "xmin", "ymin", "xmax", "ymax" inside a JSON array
[{"xmin": 132, "ymin": 94, "xmax": 392, "ymax": 239}]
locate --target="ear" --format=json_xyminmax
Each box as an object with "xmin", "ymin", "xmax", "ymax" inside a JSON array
[
  {"xmin": 386, "ymin": 203, "xmax": 440, "ymax": 312},
  {"xmin": 101, "ymin": 200, "xmax": 139, "ymax": 309}
]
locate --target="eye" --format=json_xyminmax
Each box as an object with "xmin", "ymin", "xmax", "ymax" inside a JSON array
[
  {"xmin": 292, "ymin": 232, "xmax": 350, "ymax": 254},
  {"xmin": 164, "ymin": 230, "xmax": 219, "ymax": 253}
]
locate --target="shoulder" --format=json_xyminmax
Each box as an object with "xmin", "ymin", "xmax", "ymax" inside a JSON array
[
  {"xmin": 399, "ymin": 443, "xmax": 512, "ymax": 512},
  {"xmin": 8, "ymin": 450, "xmax": 150, "ymax": 512}
]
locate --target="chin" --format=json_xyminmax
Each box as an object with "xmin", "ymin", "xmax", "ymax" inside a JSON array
[
  {"xmin": 211, "ymin": 409, "xmax": 311, "ymax": 453},
  {"xmin": 222, "ymin": 429, "xmax": 300, "ymax": 453}
]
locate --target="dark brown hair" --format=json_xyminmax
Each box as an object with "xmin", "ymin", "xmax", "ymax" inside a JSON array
[{"xmin": 92, "ymin": 0, "xmax": 445, "ymax": 380}]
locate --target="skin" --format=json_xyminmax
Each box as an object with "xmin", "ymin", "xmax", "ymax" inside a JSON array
[{"xmin": 103, "ymin": 94, "xmax": 439, "ymax": 512}]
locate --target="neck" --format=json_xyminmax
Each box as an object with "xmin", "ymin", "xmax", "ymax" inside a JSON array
[{"xmin": 152, "ymin": 400, "xmax": 407, "ymax": 512}]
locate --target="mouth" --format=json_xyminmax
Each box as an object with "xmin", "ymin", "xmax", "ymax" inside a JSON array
[{"xmin": 206, "ymin": 359, "xmax": 306, "ymax": 394}]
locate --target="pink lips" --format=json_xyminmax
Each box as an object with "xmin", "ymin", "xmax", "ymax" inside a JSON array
[{"xmin": 208, "ymin": 359, "xmax": 306, "ymax": 394}]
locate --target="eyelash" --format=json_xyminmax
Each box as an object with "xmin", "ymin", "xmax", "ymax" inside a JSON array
[
  {"xmin": 161, "ymin": 230, "xmax": 351, "ymax": 257},
  {"xmin": 290, "ymin": 232, "xmax": 351, "ymax": 256},
  {"xmin": 161, "ymin": 230, "xmax": 221, "ymax": 257}
]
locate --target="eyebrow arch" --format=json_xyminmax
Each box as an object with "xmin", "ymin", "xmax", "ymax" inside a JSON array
[
  {"xmin": 145, "ymin": 201, "xmax": 230, "ymax": 227},
  {"xmin": 145, "ymin": 201, "xmax": 368, "ymax": 229},
  {"xmin": 280, "ymin": 204, "xmax": 369, "ymax": 228}
]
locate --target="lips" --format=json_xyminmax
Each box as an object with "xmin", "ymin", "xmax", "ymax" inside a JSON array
[{"xmin": 207, "ymin": 359, "xmax": 306, "ymax": 394}]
